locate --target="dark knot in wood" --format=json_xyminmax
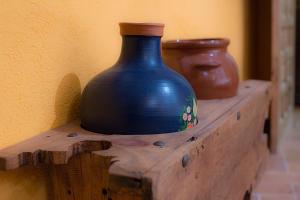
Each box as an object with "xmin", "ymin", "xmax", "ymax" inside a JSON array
[
  {"xmin": 187, "ymin": 136, "xmax": 198, "ymax": 142},
  {"xmin": 67, "ymin": 132, "xmax": 78, "ymax": 137},
  {"xmin": 237, "ymin": 112, "xmax": 241, "ymax": 120},
  {"xmin": 182, "ymin": 154, "xmax": 189, "ymax": 168},
  {"xmin": 153, "ymin": 141, "xmax": 165, "ymax": 148}
]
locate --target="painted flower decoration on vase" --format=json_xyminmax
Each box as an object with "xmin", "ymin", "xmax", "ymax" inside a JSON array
[
  {"xmin": 178, "ymin": 96, "xmax": 198, "ymax": 131},
  {"xmin": 187, "ymin": 114, "xmax": 192, "ymax": 121},
  {"xmin": 182, "ymin": 113, "xmax": 188, "ymax": 121},
  {"xmin": 186, "ymin": 106, "xmax": 191, "ymax": 113}
]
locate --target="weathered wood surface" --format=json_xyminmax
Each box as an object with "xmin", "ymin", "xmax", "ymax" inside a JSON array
[
  {"xmin": 0, "ymin": 80, "xmax": 271, "ymax": 200},
  {"xmin": 270, "ymin": 0, "xmax": 296, "ymax": 153}
]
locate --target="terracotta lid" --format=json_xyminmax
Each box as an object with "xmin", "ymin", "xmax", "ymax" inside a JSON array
[
  {"xmin": 162, "ymin": 38, "xmax": 230, "ymax": 49},
  {"xmin": 119, "ymin": 22, "xmax": 164, "ymax": 36}
]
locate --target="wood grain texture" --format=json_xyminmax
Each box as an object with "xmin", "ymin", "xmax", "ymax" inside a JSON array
[
  {"xmin": 250, "ymin": 0, "xmax": 295, "ymax": 153},
  {"xmin": 270, "ymin": 0, "xmax": 296, "ymax": 153},
  {"xmin": 147, "ymin": 82, "xmax": 270, "ymax": 200},
  {"xmin": 0, "ymin": 80, "xmax": 271, "ymax": 200}
]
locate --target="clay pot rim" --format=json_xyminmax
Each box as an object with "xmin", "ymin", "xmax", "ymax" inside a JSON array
[
  {"xmin": 119, "ymin": 22, "xmax": 164, "ymax": 37},
  {"xmin": 162, "ymin": 38, "xmax": 230, "ymax": 49}
]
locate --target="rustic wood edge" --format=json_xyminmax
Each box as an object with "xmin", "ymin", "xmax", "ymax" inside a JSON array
[{"xmin": 0, "ymin": 80, "xmax": 272, "ymax": 171}]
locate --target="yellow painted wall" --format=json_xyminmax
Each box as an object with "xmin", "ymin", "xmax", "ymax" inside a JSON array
[{"xmin": 0, "ymin": 0, "xmax": 251, "ymax": 199}]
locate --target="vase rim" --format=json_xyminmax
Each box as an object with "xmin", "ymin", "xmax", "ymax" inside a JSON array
[
  {"xmin": 162, "ymin": 38, "xmax": 230, "ymax": 49},
  {"xmin": 119, "ymin": 22, "xmax": 164, "ymax": 37}
]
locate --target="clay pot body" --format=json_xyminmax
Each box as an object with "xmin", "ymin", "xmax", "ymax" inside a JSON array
[
  {"xmin": 162, "ymin": 39, "xmax": 239, "ymax": 99},
  {"xmin": 80, "ymin": 23, "xmax": 198, "ymax": 135}
]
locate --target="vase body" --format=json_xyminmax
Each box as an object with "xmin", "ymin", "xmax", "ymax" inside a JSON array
[
  {"xmin": 80, "ymin": 23, "xmax": 198, "ymax": 134},
  {"xmin": 162, "ymin": 38, "xmax": 239, "ymax": 99}
]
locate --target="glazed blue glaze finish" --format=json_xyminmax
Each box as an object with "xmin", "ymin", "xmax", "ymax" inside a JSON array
[{"xmin": 80, "ymin": 35, "xmax": 198, "ymax": 134}]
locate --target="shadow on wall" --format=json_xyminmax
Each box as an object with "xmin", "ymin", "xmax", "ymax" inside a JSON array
[{"xmin": 51, "ymin": 73, "xmax": 82, "ymax": 129}]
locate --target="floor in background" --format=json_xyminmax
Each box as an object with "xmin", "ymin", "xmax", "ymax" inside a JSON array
[{"xmin": 252, "ymin": 107, "xmax": 300, "ymax": 200}]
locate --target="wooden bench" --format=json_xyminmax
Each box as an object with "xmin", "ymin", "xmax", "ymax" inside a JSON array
[{"xmin": 0, "ymin": 80, "xmax": 271, "ymax": 200}]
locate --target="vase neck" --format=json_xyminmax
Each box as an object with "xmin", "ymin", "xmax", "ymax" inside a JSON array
[{"xmin": 117, "ymin": 36, "xmax": 163, "ymax": 67}]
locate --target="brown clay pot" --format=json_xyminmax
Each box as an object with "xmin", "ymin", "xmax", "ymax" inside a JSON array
[{"xmin": 162, "ymin": 38, "xmax": 239, "ymax": 99}]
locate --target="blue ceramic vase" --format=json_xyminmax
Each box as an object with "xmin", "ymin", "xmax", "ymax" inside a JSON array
[{"xmin": 80, "ymin": 23, "xmax": 198, "ymax": 134}]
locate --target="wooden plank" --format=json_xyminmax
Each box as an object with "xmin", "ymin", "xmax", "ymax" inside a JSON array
[
  {"xmin": 0, "ymin": 80, "xmax": 267, "ymax": 172},
  {"xmin": 270, "ymin": 0, "xmax": 296, "ymax": 153},
  {"xmin": 50, "ymin": 165, "xmax": 73, "ymax": 200},
  {"xmin": 49, "ymin": 153, "xmax": 113, "ymax": 200},
  {"xmin": 271, "ymin": 0, "xmax": 280, "ymax": 153},
  {"xmin": 145, "ymin": 80, "xmax": 271, "ymax": 200},
  {"xmin": 250, "ymin": 0, "xmax": 296, "ymax": 153},
  {"xmin": 0, "ymin": 80, "xmax": 271, "ymax": 200}
]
